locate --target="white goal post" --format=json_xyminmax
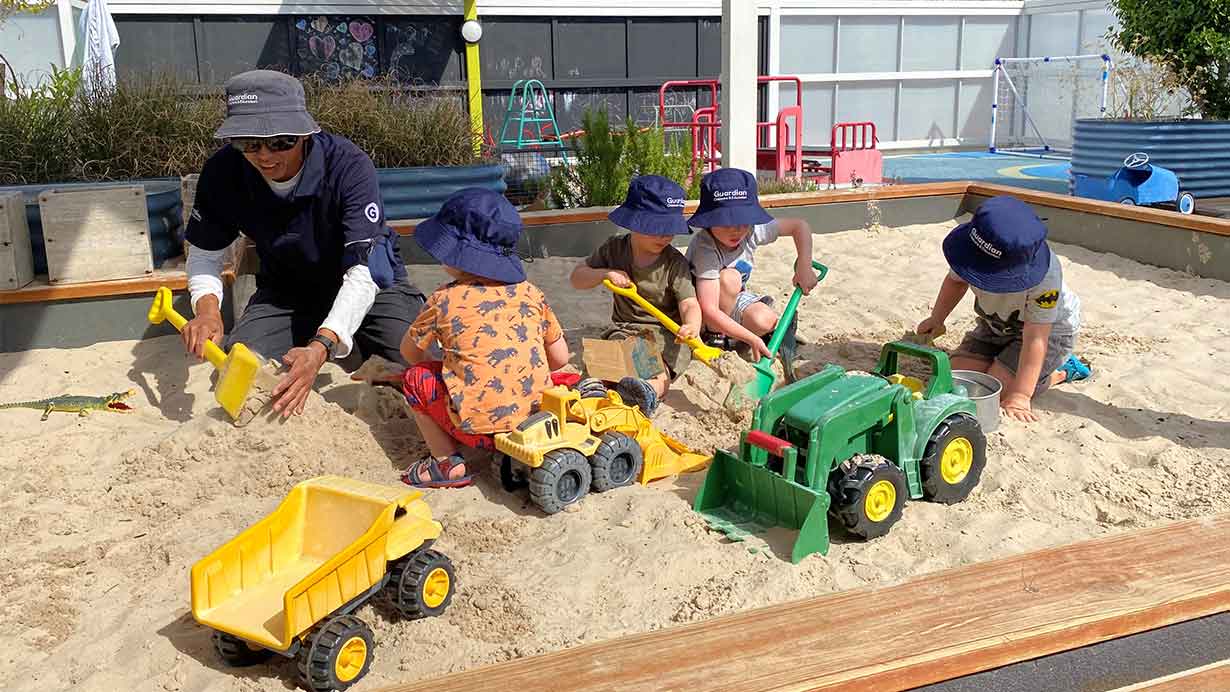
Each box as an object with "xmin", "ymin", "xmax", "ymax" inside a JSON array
[{"xmin": 989, "ymin": 54, "xmax": 1113, "ymax": 157}]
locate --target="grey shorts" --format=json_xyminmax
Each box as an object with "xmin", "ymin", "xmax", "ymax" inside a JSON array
[
  {"xmin": 603, "ymin": 323, "xmax": 692, "ymax": 380},
  {"xmin": 954, "ymin": 322, "xmax": 1076, "ymax": 395},
  {"xmin": 731, "ymin": 292, "xmax": 773, "ymax": 324},
  {"xmin": 225, "ymin": 280, "xmax": 426, "ymax": 366}
]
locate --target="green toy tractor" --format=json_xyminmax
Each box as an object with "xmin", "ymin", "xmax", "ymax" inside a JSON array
[{"xmin": 694, "ymin": 341, "xmax": 987, "ymax": 563}]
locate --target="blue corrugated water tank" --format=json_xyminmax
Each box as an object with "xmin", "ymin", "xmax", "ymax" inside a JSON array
[
  {"xmin": 1071, "ymin": 119, "xmax": 1230, "ymax": 199},
  {"xmin": 1, "ymin": 179, "xmax": 183, "ymax": 275},
  {"xmin": 378, "ymin": 164, "xmax": 507, "ymax": 221}
]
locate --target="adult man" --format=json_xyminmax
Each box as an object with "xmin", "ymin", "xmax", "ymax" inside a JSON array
[{"xmin": 182, "ymin": 70, "xmax": 425, "ymax": 418}]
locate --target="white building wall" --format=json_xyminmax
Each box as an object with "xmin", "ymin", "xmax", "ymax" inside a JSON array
[{"xmin": 0, "ymin": 7, "xmax": 68, "ymax": 92}]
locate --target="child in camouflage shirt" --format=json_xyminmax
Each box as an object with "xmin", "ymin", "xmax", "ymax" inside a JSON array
[
  {"xmin": 400, "ymin": 188, "xmax": 570, "ymax": 487},
  {"xmin": 570, "ymin": 175, "xmax": 702, "ymax": 401}
]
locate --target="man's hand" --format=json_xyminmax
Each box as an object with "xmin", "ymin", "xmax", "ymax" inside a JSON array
[
  {"xmin": 182, "ymin": 295, "xmax": 224, "ymax": 359},
  {"xmin": 793, "ymin": 261, "xmax": 819, "ymax": 295},
  {"xmin": 604, "ymin": 270, "xmax": 632, "ymax": 288},
  {"xmin": 273, "ymin": 341, "xmax": 329, "ymax": 418},
  {"xmin": 1001, "ymin": 391, "xmax": 1039, "ymax": 423}
]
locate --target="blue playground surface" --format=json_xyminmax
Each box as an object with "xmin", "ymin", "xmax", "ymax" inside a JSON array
[{"xmin": 883, "ymin": 151, "xmax": 1070, "ymax": 194}]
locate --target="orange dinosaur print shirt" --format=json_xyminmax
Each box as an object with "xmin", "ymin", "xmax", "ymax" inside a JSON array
[{"xmin": 406, "ymin": 280, "xmax": 564, "ymax": 435}]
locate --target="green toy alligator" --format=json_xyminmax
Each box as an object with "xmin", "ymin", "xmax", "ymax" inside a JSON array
[
  {"xmin": 0, "ymin": 389, "xmax": 136, "ymax": 421},
  {"xmin": 694, "ymin": 342, "xmax": 988, "ymax": 563}
]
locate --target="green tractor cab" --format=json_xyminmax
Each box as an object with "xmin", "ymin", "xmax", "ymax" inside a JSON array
[{"xmin": 694, "ymin": 341, "xmax": 987, "ymax": 563}]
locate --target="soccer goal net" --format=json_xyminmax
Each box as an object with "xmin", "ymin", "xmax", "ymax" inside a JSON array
[{"xmin": 989, "ymin": 54, "xmax": 1112, "ymax": 157}]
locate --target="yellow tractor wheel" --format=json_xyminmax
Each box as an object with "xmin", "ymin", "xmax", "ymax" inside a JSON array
[
  {"xmin": 920, "ymin": 414, "xmax": 987, "ymax": 504},
  {"xmin": 833, "ymin": 455, "xmax": 907, "ymax": 540},
  {"xmin": 297, "ymin": 615, "xmax": 374, "ymax": 692},
  {"xmin": 389, "ymin": 549, "xmax": 456, "ymax": 620},
  {"xmin": 213, "ymin": 631, "xmax": 273, "ymax": 667}
]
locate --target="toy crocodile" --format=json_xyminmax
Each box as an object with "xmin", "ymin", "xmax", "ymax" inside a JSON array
[{"xmin": 0, "ymin": 389, "xmax": 135, "ymax": 421}]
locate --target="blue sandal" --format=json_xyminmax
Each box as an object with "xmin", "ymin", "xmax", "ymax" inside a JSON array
[
  {"xmin": 1058, "ymin": 355, "xmax": 1092, "ymax": 383},
  {"xmin": 402, "ymin": 454, "xmax": 474, "ymax": 488}
]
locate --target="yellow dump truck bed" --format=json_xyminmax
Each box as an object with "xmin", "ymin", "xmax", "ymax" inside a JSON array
[{"xmin": 191, "ymin": 476, "xmax": 441, "ymax": 652}]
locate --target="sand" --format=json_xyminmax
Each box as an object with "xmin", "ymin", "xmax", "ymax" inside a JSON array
[{"xmin": 2, "ymin": 218, "xmax": 1228, "ymax": 691}]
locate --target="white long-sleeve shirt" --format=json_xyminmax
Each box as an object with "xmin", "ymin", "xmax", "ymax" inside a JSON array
[{"xmin": 186, "ymin": 242, "xmax": 379, "ymax": 359}]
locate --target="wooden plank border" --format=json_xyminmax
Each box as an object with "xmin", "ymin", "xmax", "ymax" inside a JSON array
[
  {"xmin": 968, "ymin": 182, "xmax": 1230, "ymax": 238},
  {"xmin": 387, "ymin": 182, "xmax": 974, "ymax": 234},
  {"xmin": 379, "ymin": 514, "xmax": 1230, "ymax": 692}
]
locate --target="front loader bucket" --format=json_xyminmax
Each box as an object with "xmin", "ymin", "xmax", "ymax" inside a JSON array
[{"xmin": 693, "ymin": 449, "xmax": 831, "ymax": 563}]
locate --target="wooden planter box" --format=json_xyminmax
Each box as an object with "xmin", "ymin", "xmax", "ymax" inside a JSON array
[
  {"xmin": 0, "ymin": 192, "xmax": 35, "ymax": 290},
  {"xmin": 38, "ymin": 186, "xmax": 154, "ymax": 284}
]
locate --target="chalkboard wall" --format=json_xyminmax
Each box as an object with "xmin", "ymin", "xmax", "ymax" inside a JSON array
[{"xmin": 113, "ymin": 14, "xmax": 767, "ymax": 140}]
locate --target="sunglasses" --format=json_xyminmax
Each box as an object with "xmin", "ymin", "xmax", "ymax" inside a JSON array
[{"xmin": 229, "ymin": 135, "xmax": 301, "ymax": 154}]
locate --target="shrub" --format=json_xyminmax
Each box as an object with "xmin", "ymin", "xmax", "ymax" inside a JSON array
[
  {"xmin": 548, "ymin": 108, "xmax": 699, "ymax": 208},
  {"xmin": 1108, "ymin": 0, "xmax": 1230, "ymax": 119},
  {"xmin": 0, "ymin": 70, "xmax": 480, "ymax": 186}
]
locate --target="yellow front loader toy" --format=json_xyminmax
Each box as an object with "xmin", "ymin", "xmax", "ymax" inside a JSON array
[
  {"xmin": 494, "ymin": 384, "xmax": 710, "ymax": 514},
  {"xmin": 190, "ymin": 476, "xmax": 456, "ymax": 692}
]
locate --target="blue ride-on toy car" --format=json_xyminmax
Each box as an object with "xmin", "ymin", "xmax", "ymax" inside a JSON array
[{"xmin": 1073, "ymin": 152, "xmax": 1196, "ymax": 215}]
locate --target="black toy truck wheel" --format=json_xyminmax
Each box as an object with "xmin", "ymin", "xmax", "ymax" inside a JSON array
[
  {"xmin": 296, "ymin": 615, "xmax": 374, "ymax": 692},
  {"xmin": 530, "ymin": 448, "xmax": 592, "ymax": 514},
  {"xmin": 213, "ymin": 630, "xmax": 274, "ymax": 667},
  {"xmin": 575, "ymin": 378, "xmax": 608, "ymax": 399},
  {"xmin": 389, "ymin": 548, "xmax": 456, "ymax": 619},
  {"xmin": 589, "ymin": 432, "xmax": 643, "ymax": 492},
  {"xmin": 832, "ymin": 455, "xmax": 908, "ymax": 540},
  {"xmin": 498, "ymin": 453, "xmax": 528, "ymax": 492},
  {"xmin": 920, "ymin": 413, "xmax": 987, "ymax": 504}
]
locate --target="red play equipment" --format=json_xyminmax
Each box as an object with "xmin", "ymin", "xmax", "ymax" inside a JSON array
[{"xmin": 657, "ymin": 76, "xmax": 883, "ymax": 185}]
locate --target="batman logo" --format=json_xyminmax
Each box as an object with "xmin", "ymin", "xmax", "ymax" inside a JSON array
[{"xmin": 1034, "ymin": 290, "xmax": 1059, "ymax": 309}]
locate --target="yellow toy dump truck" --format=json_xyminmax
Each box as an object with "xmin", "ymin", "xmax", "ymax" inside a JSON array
[
  {"xmin": 495, "ymin": 384, "xmax": 709, "ymax": 514},
  {"xmin": 191, "ymin": 476, "xmax": 455, "ymax": 692}
]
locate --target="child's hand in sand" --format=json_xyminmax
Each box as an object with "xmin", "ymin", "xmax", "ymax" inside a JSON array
[
  {"xmin": 1001, "ymin": 391, "xmax": 1039, "ymax": 423},
  {"xmin": 604, "ymin": 270, "xmax": 632, "ymax": 288},
  {"xmin": 916, "ymin": 316, "xmax": 944, "ymax": 339},
  {"xmin": 743, "ymin": 334, "xmax": 772, "ymax": 360}
]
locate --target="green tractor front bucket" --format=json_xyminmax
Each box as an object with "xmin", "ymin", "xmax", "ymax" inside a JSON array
[{"xmin": 694, "ymin": 444, "xmax": 831, "ymax": 563}]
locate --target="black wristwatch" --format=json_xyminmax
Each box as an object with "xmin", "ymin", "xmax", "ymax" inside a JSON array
[{"xmin": 309, "ymin": 334, "xmax": 336, "ymax": 359}]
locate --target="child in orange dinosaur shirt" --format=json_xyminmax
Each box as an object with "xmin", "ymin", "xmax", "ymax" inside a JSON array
[{"xmin": 400, "ymin": 188, "xmax": 570, "ymax": 488}]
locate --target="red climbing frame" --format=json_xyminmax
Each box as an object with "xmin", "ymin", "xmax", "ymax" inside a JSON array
[{"xmin": 656, "ymin": 77, "xmax": 882, "ymax": 184}]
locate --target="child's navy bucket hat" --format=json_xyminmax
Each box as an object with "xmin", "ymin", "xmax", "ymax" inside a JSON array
[
  {"xmin": 414, "ymin": 188, "xmax": 526, "ymax": 283},
  {"xmin": 943, "ymin": 195, "xmax": 1051, "ymax": 293},
  {"xmin": 608, "ymin": 175, "xmax": 690, "ymax": 236},
  {"xmin": 687, "ymin": 168, "xmax": 773, "ymax": 228}
]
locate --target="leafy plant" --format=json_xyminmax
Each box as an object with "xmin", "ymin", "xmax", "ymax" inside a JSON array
[
  {"xmin": 548, "ymin": 107, "xmax": 698, "ymax": 208},
  {"xmin": 1108, "ymin": 0, "xmax": 1230, "ymax": 119},
  {"xmin": 0, "ymin": 70, "xmax": 480, "ymax": 185},
  {"xmin": 756, "ymin": 176, "xmax": 821, "ymax": 195}
]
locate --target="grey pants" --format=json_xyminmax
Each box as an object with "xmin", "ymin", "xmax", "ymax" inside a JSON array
[{"xmin": 225, "ymin": 281, "xmax": 426, "ymax": 365}]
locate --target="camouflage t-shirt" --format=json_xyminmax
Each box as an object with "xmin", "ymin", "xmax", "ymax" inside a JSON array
[{"xmin": 407, "ymin": 280, "xmax": 564, "ymax": 435}]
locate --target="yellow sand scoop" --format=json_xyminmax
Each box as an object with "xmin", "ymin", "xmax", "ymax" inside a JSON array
[
  {"xmin": 602, "ymin": 280, "xmax": 722, "ymax": 364},
  {"xmin": 147, "ymin": 286, "xmax": 269, "ymax": 421}
]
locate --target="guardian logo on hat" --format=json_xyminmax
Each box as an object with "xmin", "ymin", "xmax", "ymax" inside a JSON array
[
  {"xmin": 942, "ymin": 195, "xmax": 1051, "ymax": 293},
  {"xmin": 608, "ymin": 175, "xmax": 691, "ymax": 236},
  {"xmin": 227, "ymin": 93, "xmax": 259, "ymax": 106},
  {"xmin": 687, "ymin": 168, "xmax": 773, "ymax": 229}
]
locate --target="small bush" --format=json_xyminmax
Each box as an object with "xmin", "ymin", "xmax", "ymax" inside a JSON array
[
  {"xmin": 548, "ymin": 108, "xmax": 698, "ymax": 208},
  {"xmin": 0, "ymin": 69, "xmax": 480, "ymax": 186},
  {"xmin": 756, "ymin": 176, "xmax": 821, "ymax": 195}
]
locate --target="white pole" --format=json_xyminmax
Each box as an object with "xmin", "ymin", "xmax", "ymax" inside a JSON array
[
  {"xmin": 989, "ymin": 59, "xmax": 1001, "ymax": 152},
  {"xmin": 1100, "ymin": 54, "xmax": 1112, "ymax": 117},
  {"xmin": 56, "ymin": 0, "xmax": 76, "ymax": 67},
  {"xmin": 720, "ymin": 0, "xmax": 757, "ymax": 173}
]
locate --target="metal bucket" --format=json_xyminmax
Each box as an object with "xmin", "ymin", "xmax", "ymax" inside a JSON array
[{"xmin": 952, "ymin": 370, "xmax": 1002, "ymax": 433}]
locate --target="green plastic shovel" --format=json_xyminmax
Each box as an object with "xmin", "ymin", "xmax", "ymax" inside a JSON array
[{"xmin": 723, "ymin": 260, "xmax": 828, "ymax": 410}]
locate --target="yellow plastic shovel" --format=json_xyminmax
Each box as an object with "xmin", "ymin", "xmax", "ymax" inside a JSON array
[
  {"xmin": 602, "ymin": 280, "xmax": 722, "ymax": 364},
  {"xmin": 147, "ymin": 286, "xmax": 267, "ymax": 421}
]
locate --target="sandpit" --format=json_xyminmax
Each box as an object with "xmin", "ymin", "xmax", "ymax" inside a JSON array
[{"xmin": 1, "ymin": 219, "xmax": 1228, "ymax": 691}]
